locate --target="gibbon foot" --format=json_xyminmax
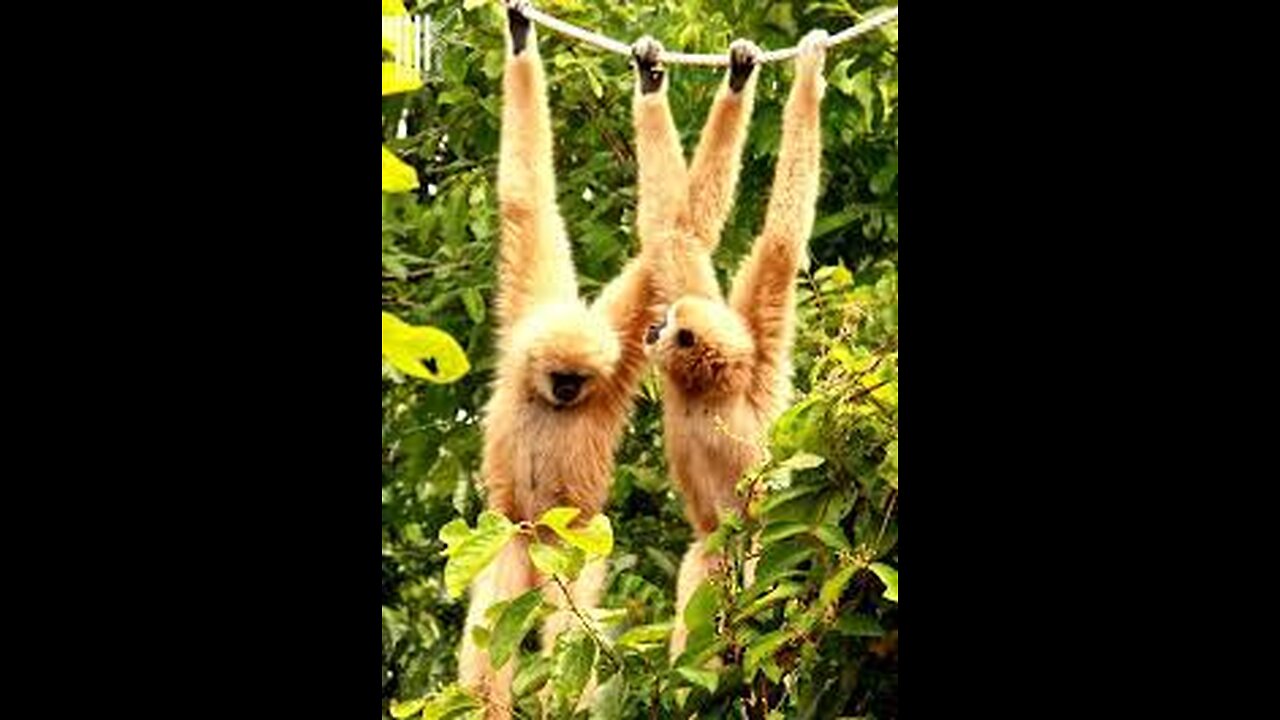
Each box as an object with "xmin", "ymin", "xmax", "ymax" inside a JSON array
[
  {"xmin": 727, "ymin": 39, "xmax": 761, "ymax": 93},
  {"xmin": 632, "ymin": 36, "xmax": 665, "ymax": 94},
  {"xmin": 505, "ymin": 0, "xmax": 532, "ymax": 54}
]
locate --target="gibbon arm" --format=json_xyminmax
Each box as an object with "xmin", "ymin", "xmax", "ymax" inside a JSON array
[
  {"xmin": 631, "ymin": 37, "xmax": 689, "ymax": 250},
  {"xmin": 686, "ymin": 40, "xmax": 760, "ymax": 252},
  {"xmin": 729, "ymin": 33, "xmax": 827, "ymax": 391},
  {"xmin": 583, "ymin": 38, "xmax": 680, "ymax": 400},
  {"xmin": 495, "ymin": 6, "xmax": 578, "ymax": 333}
]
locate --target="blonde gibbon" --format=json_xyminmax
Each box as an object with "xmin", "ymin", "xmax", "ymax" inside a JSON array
[
  {"xmin": 639, "ymin": 30, "xmax": 831, "ymax": 657},
  {"xmin": 455, "ymin": 3, "xmax": 670, "ymax": 717}
]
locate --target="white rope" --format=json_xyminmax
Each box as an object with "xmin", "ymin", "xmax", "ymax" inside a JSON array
[{"xmin": 515, "ymin": 3, "xmax": 899, "ymax": 67}]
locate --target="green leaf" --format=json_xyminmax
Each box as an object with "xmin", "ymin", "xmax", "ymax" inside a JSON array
[
  {"xmin": 418, "ymin": 685, "xmax": 482, "ymax": 720},
  {"xmin": 461, "ymin": 287, "xmax": 485, "ymax": 324},
  {"xmin": 676, "ymin": 667, "xmax": 719, "ymax": 693},
  {"xmin": 513, "ymin": 654, "xmax": 553, "ymax": 698},
  {"xmin": 439, "ymin": 511, "xmax": 519, "ymax": 599},
  {"xmin": 780, "ymin": 452, "xmax": 825, "ymax": 471},
  {"xmin": 462, "ymin": 0, "xmax": 488, "ymax": 10},
  {"xmin": 834, "ymin": 614, "xmax": 885, "ymax": 637},
  {"xmin": 528, "ymin": 541, "xmax": 586, "ymax": 581},
  {"xmin": 868, "ymin": 562, "xmax": 898, "ymax": 602},
  {"xmin": 754, "ymin": 538, "xmax": 814, "ymax": 581},
  {"xmin": 537, "ymin": 507, "xmax": 614, "ymax": 557},
  {"xmin": 817, "ymin": 563, "xmax": 858, "ymax": 611},
  {"xmin": 616, "ymin": 622, "xmax": 672, "ymax": 649},
  {"xmin": 812, "ymin": 524, "xmax": 853, "ymax": 552},
  {"xmin": 759, "ymin": 484, "xmax": 823, "ymax": 517},
  {"xmin": 389, "ymin": 697, "xmax": 425, "ymax": 719},
  {"xmin": 683, "ymin": 579, "xmax": 720, "ymax": 636},
  {"xmin": 760, "ymin": 521, "xmax": 809, "ymax": 545},
  {"xmin": 743, "ymin": 629, "xmax": 793, "ymax": 678},
  {"xmin": 488, "ymin": 589, "xmax": 543, "ymax": 669},
  {"xmin": 381, "ymin": 0, "xmax": 406, "ymax": 16},
  {"xmin": 734, "ymin": 581, "xmax": 806, "ymax": 622},
  {"xmin": 553, "ymin": 632, "xmax": 597, "ymax": 712},
  {"xmin": 382, "ymin": 311, "xmax": 470, "ymax": 383}
]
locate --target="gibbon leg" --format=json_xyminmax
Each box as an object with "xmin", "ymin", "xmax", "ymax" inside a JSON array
[
  {"xmin": 459, "ymin": 535, "xmax": 535, "ymax": 720},
  {"xmin": 670, "ymin": 538, "xmax": 722, "ymax": 659},
  {"xmin": 728, "ymin": 31, "xmax": 829, "ymax": 395},
  {"xmin": 538, "ymin": 557, "xmax": 607, "ymax": 711},
  {"xmin": 495, "ymin": 0, "xmax": 577, "ymax": 335}
]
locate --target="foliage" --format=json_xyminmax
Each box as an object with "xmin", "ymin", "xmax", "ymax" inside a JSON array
[{"xmin": 382, "ymin": 1, "xmax": 898, "ymax": 718}]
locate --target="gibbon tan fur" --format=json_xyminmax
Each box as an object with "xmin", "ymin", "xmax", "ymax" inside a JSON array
[
  {"xmin": 456, "ymin": 3, "xmax": 668, "ymax": 717},
  {"xmin": 641, "ymin": 30, "xmax": 830, "ymax": 657}
]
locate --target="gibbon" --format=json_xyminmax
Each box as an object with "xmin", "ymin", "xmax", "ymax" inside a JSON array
[
  {"xmin": 456, "ymin": 2, "xmax": 670, "ymax": 717},
  {"xmin": 640, "ymin": 30, "xmax": 830, "ymax": 656}
]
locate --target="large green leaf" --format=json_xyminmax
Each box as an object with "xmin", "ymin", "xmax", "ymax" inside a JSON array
[
  {"xmin": 528, "ymin": 540, "xmax": 586, "ymax": 581},
  {"xmin": 488, "ymin": 589, "xmax": 543, "ymax": 670},
  {"xmin": 438, "ymin": 511, "xmax": 518, "ymax": 599},
  {"xmin": 553, "ymin": 632, "xmax": 597, "ymax": 713}
]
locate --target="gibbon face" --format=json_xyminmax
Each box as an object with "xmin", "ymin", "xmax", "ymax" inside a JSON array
[
  {"xmin": 512, "ymin": 301, "xmax": 620, "ymax": 409},
  {"xmin": 645, "ymin": 297, "xmax": 754, "ymax": 395}
]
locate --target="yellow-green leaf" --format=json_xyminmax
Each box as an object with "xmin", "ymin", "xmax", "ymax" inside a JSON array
[
  {"xmin": 615, "ymin": 622, "xmax": 671, "ymax": 649},
  {"xmin": 389, "ymin": 697, "xmax": 425, "ymax": 719},
  {"xmin": 488, "ymin": 589, "xmax": 543, "ymax": 669},
  {"xmin": 381, "ymin": 311, "xmax": 469, "ymax": 383},
  {"xmin": 537, "ymin": 507, "xmax": 614, "ymax": 557},
  {"xmin": 382, "ymin": 61, "xmax": 422, "ymax": 96},
  {"xmin": 528, "ymin": 541, "xmax": 586, "ymax": 581},
  {"xmin": 382, "ymin": 0, "xmax": 407, "ymax": 17},
  {"xmin": 868, "ymin": 562, "xmax": 898, "ymax": 602},
  {"xmin": 438, "ymin": 511, "xmax": 518, "ymax": 598},
  {"xmin": 382, "ymin": 145, "xmax": 419, "ymax": 192}
]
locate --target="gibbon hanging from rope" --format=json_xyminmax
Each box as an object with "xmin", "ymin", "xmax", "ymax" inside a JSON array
[{"xmin": 459, "ymin": 0, "xmax": 883, "ymax": 715}]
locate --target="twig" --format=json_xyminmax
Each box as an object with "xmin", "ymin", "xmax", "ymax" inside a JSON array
[{"xmin": 550, "ymin": 574, "xmax": 623, "ymax": 668}]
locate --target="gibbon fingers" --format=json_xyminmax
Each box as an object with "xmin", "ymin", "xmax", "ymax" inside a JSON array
[
  {"xmin": 457, "ymin": 1, "xmax": 666, "ymax": 717},
  {"xmin": 641, "ymin": 30, "xmax": 830, "ymax": 658}
]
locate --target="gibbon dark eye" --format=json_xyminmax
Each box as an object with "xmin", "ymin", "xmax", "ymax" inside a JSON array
[
  {"xmin": 676, "ymin": 329, "xmax": 695, "ymax": 348},
  {"xmin": 645, "ymin": 318, "xmax": 666, "ymax": 345}
]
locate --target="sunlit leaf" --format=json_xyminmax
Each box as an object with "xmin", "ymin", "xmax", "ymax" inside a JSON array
[
  {"xmin": 438, "ymin": 511, "xmax": 518, "ymax": 598},
  {"xmin": 537, "ymin": 507, "xmax": 614, "ymax": 557},
  {"xmin": 389, "ymin": 697, "xmax": 425, "ymax": 719},
  {"xmin": 381, "ymin": 311, "xmax": 469, "ymax": 382},
  {"xmin": 383, "ymin": 62, "xmax": 422, "ymax": 96},
  {"xmin": 676, "ymin": 667, "xmax": 718, "ymax": 693},
  {"xmin": 528, "ymin": 540, "xmax": 586, "ymax": 581},
  {"xmin": 382, "ymin": 145, "xmax": 419, "ymax": 192},
  {"xmin": 868, "ymin": 562, "xmax": 898, "ymax": 602}
]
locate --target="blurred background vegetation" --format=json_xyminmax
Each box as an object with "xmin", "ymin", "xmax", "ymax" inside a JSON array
[{"xmin": 383, "ymin": 1, "xmax": 897, "ymax": 717}]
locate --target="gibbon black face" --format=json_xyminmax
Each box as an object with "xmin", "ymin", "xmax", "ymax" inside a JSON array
[{"xmin": 550, "ymin": 371, "xmax": 587, "ymax": 405}]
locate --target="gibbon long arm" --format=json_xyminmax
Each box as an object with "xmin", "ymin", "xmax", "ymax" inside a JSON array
[
  {"xmin": 687, "ymin": 41, "xmax": 760, "ymax": 252},
  {"xmin": 641, "ymin": 41, "xmax": 760, "ymax": 301},
  {"xmin": 729, "ymin": 33, "xmax": 827, "ymax": 396},
  {"xmin": 495, "ymin": 13, "xmax": 577, "ymax": 333},
  {"xmin": 632, "ymin": 38, "xmax": 689, "ymax": 250}
]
